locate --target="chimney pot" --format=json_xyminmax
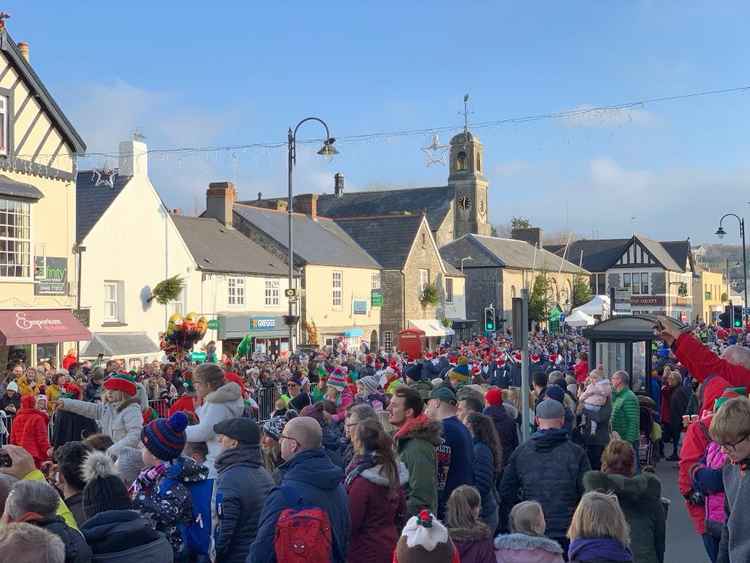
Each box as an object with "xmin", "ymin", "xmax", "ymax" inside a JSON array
[
  {"xmin": 511, "ymin": 227, "xmax": 544, "ymax": 248},
  {"xmin": 206, "ymin": 181, "xmax": 236, "ymax": 227},
  {"xmin": 295, "ymin": 193, "xmax": 318, "ymax": 220},
  {"xmin": 17, "ymin": 42, "xmax": 29, "ymax": 62},
  {"xmin": 334, "ymin": 173, "xmax": 344, "ymax": 198},
  {"xmin": 257, "ymin": 191, "xmax": 262, "ymax": 202}
]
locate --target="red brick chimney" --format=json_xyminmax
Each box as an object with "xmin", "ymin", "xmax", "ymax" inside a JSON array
[
  {"xmin": 206, "ymin": 181, "xmax": 236, "ymax": 227},
  {"xmin": 295, "ymin": 194, "xmax": 318, "ymax": 219}
]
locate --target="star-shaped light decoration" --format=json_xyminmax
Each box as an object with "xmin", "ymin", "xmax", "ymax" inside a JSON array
[
  {"xmin": 421, "ymin": 134, "xmax": 448, "ymax": 167},
  {"xmin": 92, "ymin": 165, "xmax": 117, "ymax": 188}
]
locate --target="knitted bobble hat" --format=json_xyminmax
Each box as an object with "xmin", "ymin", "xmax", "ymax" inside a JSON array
[
  {"xmin": 395, "ymin": 511, "xmax": 454, "ymax": 563},
  {"xmin": 82, "ymin": 451, "xmax": 131, "ymax": 520},
  {"xmin": 141, "ymin": 411, "xmax": 189, "ymax": 461}
]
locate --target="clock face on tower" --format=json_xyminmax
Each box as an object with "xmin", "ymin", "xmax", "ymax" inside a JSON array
[{"xmin": 457, "ymin": 195, "xmax": 471, "ymax": 211}]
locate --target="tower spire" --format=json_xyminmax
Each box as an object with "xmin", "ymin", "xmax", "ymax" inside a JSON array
[{"xmin": 463, "ymin": 94, "xmax": 470, "ymax": 135}]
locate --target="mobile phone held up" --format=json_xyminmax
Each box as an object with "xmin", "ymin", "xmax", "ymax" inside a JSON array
[
  {"xmin": 0, "ymin": 451, "xmax": 12, "ymax": 468},
  {"xmin": 653, "ymin": 320, "xmax": 665, "ymax": 336}
]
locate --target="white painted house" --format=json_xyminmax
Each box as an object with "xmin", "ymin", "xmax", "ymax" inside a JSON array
[{"xmin": 77, "ymin": 146, "xmax": 295, "ymax": 366}]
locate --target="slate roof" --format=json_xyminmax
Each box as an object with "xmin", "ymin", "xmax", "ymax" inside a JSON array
[
  {"xmin": 333, "ymin": 215, "xmax": 424, "ymax": 270},
  {"xmin": 546, "ymin": 239, "xmax": 630, "ymax": 273},
  {"xmin": 76, "ymin": 171, "xmax": 133, "ymax": 242},
  {"xmin": 443, "ymin": 234, "xmax": 587, "ymax": 274},
  {"xmin": 0, "ymin": 175, "xmax": 43, "ymax": 200},
  {"xmin": 636, "ymin": 235, "xmax": 682, "ymax": 271},
  {"xmin": 239, "ymin": 185, "xmax": 456, "ymax": 231},
  {"xmin": 172, "ymin": 215, "xmax": 288, "ymax": 276},
  {"xmin": 1, "ymin": 31, "xmax": 85, "ymax": 153},
  {"xmin": 232, "ymin": 204, "xmax": 381, "ymax": 269},
  {"xmin": 661, "ymin": 240, "xmax": 692, "ymax": 271},
  {"xmin": 81, "ymin": 332, "xmax": 159, "ymax": 358}
]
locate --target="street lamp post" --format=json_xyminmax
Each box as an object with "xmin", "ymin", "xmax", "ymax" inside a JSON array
[
  {"xmin": 716, "ymin": 213, "xmax": 748, "ymax": 312},
  {"xmin": 286, "ymin": 118, "xmax": 338, "ymax": 353},
  {"xmin": 74, "ymin": 243, "xmax": 86, "ymax": 362}
]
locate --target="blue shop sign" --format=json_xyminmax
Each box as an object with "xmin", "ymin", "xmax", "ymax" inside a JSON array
[
  {"xmin": 352, "ymin": 299, "xmax": 368, "ymax": 315},
  {"xmin": 249, "ymin": 317, "xmax": 277, "ymax": 330}
]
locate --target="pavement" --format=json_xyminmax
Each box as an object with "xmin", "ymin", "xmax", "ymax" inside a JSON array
[{"xmin": 656, "ymin": 460, "xmax": 709, "ymax": 563}]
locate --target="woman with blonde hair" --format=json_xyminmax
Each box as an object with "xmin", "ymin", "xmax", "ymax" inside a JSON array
[
  {"xmin": 567, "ymin": 491, "xmax": 633, "ymax": 562},
  {"xmin": 494, "ymin": 501, "xmax": 564, "ymax": 563}
]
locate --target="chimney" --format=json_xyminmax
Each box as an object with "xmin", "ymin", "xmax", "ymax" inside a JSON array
[
  {"xmin": 295, "ymin": 194, "xmax": 318, "ymax": 219},
  {"xmin": 334, "ymin": 173, "xmax": 344, "ymax": 198},
  {"xmin": 511, "ymin": 227, "xmax": 544, "ymax": 248},
  {"xmin": 172, "ymin": 208, "xmax": 181, "ymax": 215},
  {"xmin": 206, "ymin": 181, "xmax": 236, "ymax": 227},
  {"xmin": 17, "ymin": 42, "xmax": 29, "ymax": 62},
  {"xmin": 118, "ymin": 138, "xmax": 148, "ymax": 177},
  {"xmin": 257, "ymin": 192, "xmax": 262, "ymax": 202}
]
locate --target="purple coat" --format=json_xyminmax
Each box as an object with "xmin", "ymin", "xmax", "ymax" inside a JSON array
[{"xmin": 449, "ymin": 524, "xmax": 496, "ymax": 563}]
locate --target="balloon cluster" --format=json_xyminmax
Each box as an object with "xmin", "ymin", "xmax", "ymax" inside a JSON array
[{"xmin": 160, "ymin": 312, "xmax": 208, "ymax": 355}]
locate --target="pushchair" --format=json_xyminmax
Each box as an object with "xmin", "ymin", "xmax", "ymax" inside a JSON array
[{"xmin": 637, "ymin": 394, "xmax": 659, "ymax": 468}]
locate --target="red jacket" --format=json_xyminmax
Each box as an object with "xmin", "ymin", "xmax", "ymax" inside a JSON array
[
  {"xmin": 575, "ymin": 360, "xmax": 589, "ymax": 383},
  {"xmin": 9, "ymin": 395, "xmax": 50, "ymax": 469},
  {"xmin": 61, "ymin": 354, "xmax": 77, "ymax": 370},
  {"xmin": 678, "ymin": 414, "xmax": 714, "ymax": 535},
  {"xmin": 673, "ymin": 333, "xmax": 737, "ymax": 412},
  {"xmin": 347, "ymin": 465, "xmax": 407, "ymax": 563}
]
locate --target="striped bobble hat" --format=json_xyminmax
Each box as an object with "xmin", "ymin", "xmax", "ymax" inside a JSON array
[
  {"xmin": 103, "ymin": 372, "xmax": 137, "ymax": 397},
  {"xmin": 327, "ymin": 368, "xmax": 347, "ymax": 390},
  {"xmin": 141, "ymin": 412, "xmax": 189, "ymax": 461}
]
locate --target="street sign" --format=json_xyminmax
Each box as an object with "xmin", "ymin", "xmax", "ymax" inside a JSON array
[
  {"xmin": 190, "ymin": 351, "xmax": 207, "ymax": 363},
  {"xmin": 284, "ymin": 288, "xmax": 297, "ymax": 299},
  {"xmin": 353, "ymin": 299, "xmax": 368, "ymax": 315},
  {"xmin": 371, "ymin": 290, "xmax": 383, "ymax": 307},
  {"xmin": 207, "ymin": 319, "xmax": 219, "ymax": 330}
]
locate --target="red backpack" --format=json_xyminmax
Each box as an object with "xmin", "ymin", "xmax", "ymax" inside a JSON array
[{"xmin": 273, "ymin": 487, "xmax": 333, "ymax": 563}]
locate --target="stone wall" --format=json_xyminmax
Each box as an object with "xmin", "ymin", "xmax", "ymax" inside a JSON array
[
  {"xmin": 463, "ymin": 267, "xmax": 502, "ymax": 333},
  {"xmin": 381, "ymin": 270, "xmax": 404, "ymax": 347}
]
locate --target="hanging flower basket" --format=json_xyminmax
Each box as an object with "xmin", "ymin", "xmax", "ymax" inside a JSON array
[
  {"xmin": 148, "ymin": 275, "xmax": 184, "ymax": 305},
  {"xmin": 420, "ymin": 283, "xmax": 439, "ymax": 307}
]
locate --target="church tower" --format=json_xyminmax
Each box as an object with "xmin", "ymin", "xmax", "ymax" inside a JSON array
[{"xmin": 449, "ymin": 130, "xmax": 490, "ymax": 239}]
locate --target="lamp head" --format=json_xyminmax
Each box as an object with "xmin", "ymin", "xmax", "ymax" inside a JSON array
[
  {"xmin": 317, "ymin": 138, "xmax": 338, "ymax": 160},
  {"xmin": 715, "ymin": 226, "xmax": 727, "ymax": 239}
]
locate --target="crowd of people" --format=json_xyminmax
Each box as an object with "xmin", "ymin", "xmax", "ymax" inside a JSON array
[{"xmin": 0, "ymin": 318, "xmax": 748, "ymax": 562}]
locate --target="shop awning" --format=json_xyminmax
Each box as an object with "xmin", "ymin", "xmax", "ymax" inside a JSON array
[
  {"xmin": 0, "ymin": 309, "xmax": 90, "ymax": 345},
  {"xmin": 80, "ymin": 332, "xmax": 160, "ymax": 359},
  {"xmin": 344, "ymin": 328, "xmax": 364, "ymax": 337},
  {"xmin": 408, "ymin": 319, "xmax": 455, "ymax": 337}
]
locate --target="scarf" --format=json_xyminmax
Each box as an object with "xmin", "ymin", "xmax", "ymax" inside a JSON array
[
  {"xmin": 394, "ymin": 413, "xmax": 431, "ymax": 440},
  {"xmin": 129, "ymin": 462, "xmax": 167, "ymax": 498},
  {"xmin": 344, "ymin": 451, "xmax": 377, "ymax": 489}
]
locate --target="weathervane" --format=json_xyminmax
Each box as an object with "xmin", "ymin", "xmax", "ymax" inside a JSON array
[
  {"xmin": 92, "ymin": 164, "xmax": 117, "ymax": 188},
  {"xmin": 0, "ymin": 13, "xmax": 10, "ymax": 32},
  {"xmin": 421, "ymin": 134, "xmax": 448, "ymax": 167}
]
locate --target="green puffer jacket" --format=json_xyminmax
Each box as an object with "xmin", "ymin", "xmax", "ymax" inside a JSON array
[
  {"xmin": 394, "ymin": 414, "xmax": 442, "ymax": 517},
  {"xmin": 611, "ymin": 387, "xmax": 640, "ymax": 443}
]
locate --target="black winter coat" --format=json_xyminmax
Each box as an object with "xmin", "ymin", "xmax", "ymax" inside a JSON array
[
  {"xmin": 52, "ymin": 410, "xmax": 98, "ymax": 448},
  {"xmin": 472, "ymin": 439, "xmax": 498, "ymax": 525},
  {"xmin": 499, "ymin": 428, "xmax": 590, "ymax": 541},
  {"xmin": 36, "ymin": 516, "xmax": 92, "ymax": 563},
  {"xmin": 669, "ymin": 385, "xmax": 690, "ymax": 434},
  {"xmin": 484, "ymin": 405, "xmax": 519, "ymax": 467},
  {"xmin": 214, "ymin": 444, "xmax": 274, "ymax": 563},
  {"xmin": 81, "ymin": 509, "xmax": 173, "ymax": 563}
]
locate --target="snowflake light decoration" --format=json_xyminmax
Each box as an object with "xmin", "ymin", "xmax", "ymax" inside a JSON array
[{"xmin": 421, "ymin": 134, "xmax": 448, "ymax": 167}]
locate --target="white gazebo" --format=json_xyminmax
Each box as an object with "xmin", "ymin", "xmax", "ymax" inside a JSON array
[{"xmin": 565, "ymin": 309, "xmax": 596, "ymax": 328}]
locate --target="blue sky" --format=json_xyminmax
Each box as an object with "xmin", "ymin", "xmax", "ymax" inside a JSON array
[{"xmin": 6, "ymin": 2, "xmax": 750, "ymax": 243}]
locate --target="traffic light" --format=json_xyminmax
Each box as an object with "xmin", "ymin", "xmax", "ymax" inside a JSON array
[
  {"xmin": 734, "ymin": 305, "xmax": 744, "ymax": 328},
  {"xmin": 719, "ymin": 305, "xmax": 731, "ymax": 329},
  {"xmin": 484, "ymin": 307, "xmax": 496, "ymax": 332}
]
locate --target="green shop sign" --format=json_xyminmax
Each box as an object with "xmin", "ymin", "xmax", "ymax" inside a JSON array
[
  {"xmin": 371, "ymin": 290, "xmax": 383, "ymax": 307},
  {"xmin": 207, "ymin": 319, "xmax": 219, "ymax": 330}
]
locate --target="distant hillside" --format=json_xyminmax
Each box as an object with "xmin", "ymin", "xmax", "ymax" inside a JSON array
[{"xmin": 694, "ymin": 243, "xmax": 746, "ymax": 292}]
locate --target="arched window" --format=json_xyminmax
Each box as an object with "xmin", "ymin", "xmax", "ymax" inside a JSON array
[{"xmin": 456, "ymin": 151, "xmax": 467, "ymax": 171}]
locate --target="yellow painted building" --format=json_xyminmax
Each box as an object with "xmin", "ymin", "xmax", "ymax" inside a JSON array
[
  {"xmin": 0, "ymin": 30, "xmax": 89, "ymax": 368},
  {"xmin": 692, "ymin": 267, "xmax": 728, "ymax": 323}
]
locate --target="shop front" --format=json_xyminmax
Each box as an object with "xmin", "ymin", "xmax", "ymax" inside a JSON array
[
  {"xmin": 0, "ymin": 309, "xmax": 91, "ymax": 368},
  {"xmin": 218, "ymin": 313, "xmax": 289, "ymax": 359},
  {"xmin": 407, "ymin": 319, "xmax": 455, "ymax": 349}
]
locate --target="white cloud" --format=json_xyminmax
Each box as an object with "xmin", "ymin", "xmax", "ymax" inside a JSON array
[
  {"xmin": 562, "ymin": 104, "xmax": 657, "ymax": 128},
  {"xmin": 494, "ymin": 160, "xmax": 530, "ymax": 177}
]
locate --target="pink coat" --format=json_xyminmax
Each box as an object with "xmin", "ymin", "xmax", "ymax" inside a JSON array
[
  {"xmin": 705, "ymin": 441, "xmax": 727, "ymax": 527},
  {"xmin": 494, "ymin": 533, "xmax": 564, "ymax": 563}
]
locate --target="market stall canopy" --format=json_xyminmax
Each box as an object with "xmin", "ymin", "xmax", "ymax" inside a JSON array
[
  {"xmin": 408, "ymin": 319, "xmax": 455, "ymax": 337},
  {"xmin": 582, "ymin": 314, "xmax": 685, "ymax": 342},
  {"xmin": 573, "ymin": 294, "xmax": 611, "ymax": 317},
  {"xmin": 565, "ymin": 309, "xmax": 596, "ymax": 327},
  {"xmin": 81, "ymin": 332, "xmax": 160, "ymax": 359},
  {"xmin": 0, "ymin": 309, "xmax": 90, "ymax": 345}
]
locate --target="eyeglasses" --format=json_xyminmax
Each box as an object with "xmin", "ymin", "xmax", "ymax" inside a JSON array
[
  {"xmin": 345, "ymin": 420, "xmax": 360, "ymax": 430},
  {"xmin": 720, "ymin": 434, "xmax": 750, "ymax": 452},
  {"xmin": 279, "ymin": 434, "xmax": 299, "ymax": 445}
]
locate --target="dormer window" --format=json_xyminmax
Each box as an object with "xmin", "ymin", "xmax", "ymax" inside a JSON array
[
  {"xmin": 456, "ymin": 151, "xmax": 467, "ymax": 171},
  {"xmin": 0, "ymin": 96, "xmax": 8, "ymax": 156}
]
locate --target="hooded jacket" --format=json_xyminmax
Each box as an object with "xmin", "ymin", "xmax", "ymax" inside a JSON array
[
  {"xmin": 494, "ymin": 533, "xmax": 565, "ymax": 563},
  {"xmin": 500, "ymin": 428, "xmax": 590, "ymax": 540},
  {"xmin": 30, "ymin": 515, "xmax": 92, "ymax": 563},
  {"xmin": 394, "ymin": 414, "xmax": 442, "ymax": 516},
  {"xmin": 346, "ymin": 461, "xmax": 408, "ymax": 563},
  {"xmin": 483, "ymin": 404, "xmax": 519, "ymax": 467},
  {"xmin": 214, "ymin": 444, "xmax": 274, "ymax": 563},
  {"xmin": 583, "ymin": 471, "xmax": 665, "ymax": 563},
  {"xmin": 448, "ymin": 522, "xmax": 495, "ymax": 563},
  {"xmin": 81, "ymin": 509, "xmax": 174, "ymax": 563},
  {"xmin": 185, "ymin": 381, "xmax": 245, "ymax": 477},
  {"xmin": 59, "ymin": 397, "xmax": 142, "ymax": 458},
  {"xmin": 10, "ymin": 395, "xmax": 50, "ymax": 468},
  {"xmin": 248, "ymin": 447, "xmax": 351, "ymax": 563}
]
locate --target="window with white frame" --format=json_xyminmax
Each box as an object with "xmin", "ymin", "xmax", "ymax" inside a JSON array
[
  {"xmin": 0, "ymin": 96, "xmax": 8, "ymax": 156},
  {"xmin": 332, "ymin": 271, "xmax": 343, "ymax": 307},
  {"xmin": 371, "ymin": 272, "xmax": 381, "ymax": 290},
  {"xmin": 0, "ymin": 198, "xmax": 31, "ymax": 278},
  {"xmin": 228, "ymin": 277, "xmax": 245, "ymax": 306},
  {"xmin": 265, "ymin": 279, "xmax": 280, "ymax": 306},
  {"xmin": 172, "ymin": 286, "xmax": 187, "ymax": 315},
  {"xmin": 419, "ymin": 269, "xmax": 430, "ymax": 292},
  {"xmin": 103, "ymin": 281, "xmax": 120, "ymax": 322},
  {"xmin": 384, "ymin": 331, "xmax": 393, "ymax": 352},
  {"xmin": 445, "ymin": 277, "xmax": 454, "ymax": 303}
]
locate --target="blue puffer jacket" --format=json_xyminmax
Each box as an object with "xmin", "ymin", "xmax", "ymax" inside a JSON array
[
  {"xmin": 248, "ymin": 447, "xmax": 351, "ymax": 563},
  {"xmin": 472, "ymin": 439, "xmax": 498, "ymax": 526}
]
